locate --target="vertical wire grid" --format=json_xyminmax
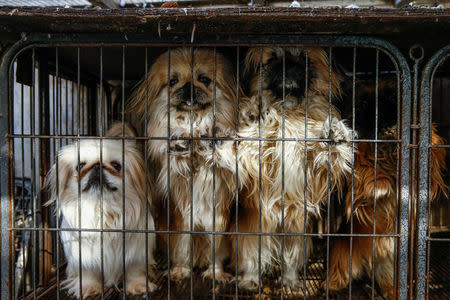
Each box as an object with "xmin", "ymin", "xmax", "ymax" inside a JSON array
[
  {"xmin": 371, "ymin": 49, "xmax": 380, "ymax": 300},
  {"xmin": 58, "ymin": 65, "xmax": 62, "ymax": 144},
  {"xmin": 302, "ymin": 49, "xmax": 309, "ymax": 300},
  {"xmin": 71, "ymin": 77, "xmax": 74, "ymax": 139},
  {"xmin": 65, "ymin": 79, "xmax": 68, "ymax": 146},
  {"xmin": 166, "ymin": 47, "xmax": 172, "ymax": 300},
  {"xmin": 11, "ymin": 63, "xmax": 17, "ymax": 300},
  {"xmin": 189, "ymin": 47, "xmax": 194, "ymax": 300},
  {"xmin": 144, "ymin": 47, "xmax": 150, "ymax": 296},
  {"xmin": 258, "ymin": 47, "xmax": 263, "ymax": 299},
  {"xmin": 409, "ymin": 51, "xmax": 420, "ymax": 300},
  {"xmin": 279, "ymin": 47, "xmax": 286, "ymax": 300},
  {"xmin": 99, "ymin": 46, "xmax": 105, "ymax": 300},
  {"xmin": 234, "ymin": 45, "xmax": 240, "ymax": 299},
  {"xmin": 425, "ymin": 65, "xmax": 437, "ymax": 300},
  {"xmin": 31, "ymin": 48, "xmax": 37, "ymax": 300},
  {"xmin": 211, "ymin": 46, "xmax": 217, "ymax": 300},
  {"xmin": 325, "ymin": 46, "xmax": 334, "ymax": 300},
  {"xmin": 121, "ymin": 44, "xmax": 126, "ymax": 300},
  {"xmin": 393, "ymin": 65, "xmax": 401, "ymax": 297},
  {"xmin": 54, "ymin": 47, "xmax": 61, "ymax": 300},
  {"xmin": 20, "ymin": 82, "xmax": 26, "ymax": 299},
  {"xmin": 76, "ymin": 46, "xmax": 83, "ymax": 299},
  {"xmin": 348, "ymin": 47, "xmax": 357, "ymax": 299}
]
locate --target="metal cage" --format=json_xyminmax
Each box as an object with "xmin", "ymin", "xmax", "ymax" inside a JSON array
[{"xmin": 0, "ymin": 30, "xmax": 446, "ymax": 300}]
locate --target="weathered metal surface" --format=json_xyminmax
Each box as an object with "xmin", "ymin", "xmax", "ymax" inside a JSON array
[
  {"xmin": 0, "ymin": 7, "xmax": 449, "ymax": 37},
  {"xmin": 417, "ymin": 44, "xmax": 450, "ymax": 300}
]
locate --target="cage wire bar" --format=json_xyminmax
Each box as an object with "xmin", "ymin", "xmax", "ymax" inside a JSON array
[
  {"xmin": 418, "ymin": 44, "xmax": 450, "ymax": 300},
  {"xmin": 0, "ymin": 33, "xmax": 412, "ymax": 300}
]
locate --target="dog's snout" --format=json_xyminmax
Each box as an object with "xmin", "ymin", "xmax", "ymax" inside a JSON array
[
  {"xmin": 181, "ymin": 82, "xmax": 194, "ymax": 101},
  {"xmin": 88, "ymin": 163, "xmax": 101, "ymax": 184},
  {"xmin": 267, "ymin": 52, "xmax": 307, "ymax": 101},
  {"xmin": 174, "ymin": 80, "xmax": 210, "ymax": 111},
  {"xmin": 83, "ymin": 163, "xmax": 118, "ymax": 192}
]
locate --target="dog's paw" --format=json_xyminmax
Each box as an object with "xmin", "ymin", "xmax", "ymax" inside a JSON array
[
  {"xmin": 126, "ymin": 276, "xmax": 157, "ymax": 295},
  {"xmin": 284, "ymin": 279, "xmax": 320, "ymax": 297},
  {"xmin": 202, "ymin": 266, "xmax": 233, "ymax": 283},
  {"xmin": 322, "ymin": 117, "xmax": 354, "ymax": 143},
  {"xmin": 280, "ymin": 273, "xmax": 301, "ymax": 290},
  {"xmin": 167, "ymin": 265, "xmax": 191, "ymax": 282},
  {"xmin": 235, "ymin": 274, "xmax": 260, "ymax": 291},
  {"xmin": 65, "ymin": 276, "xmax": 102, "ymax": 298}
]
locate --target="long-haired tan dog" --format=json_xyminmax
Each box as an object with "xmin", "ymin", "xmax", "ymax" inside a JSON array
[
  {"xmin": 328, "ymin": 80, "xmax": 447, "ymax": 299},
  {"xmin": 232, "ymin": 47, "xmax": 354, "ymax": 290},
  {"xmin": 128, "ymin": 48, "xmax": 238, "ymax": 282}
]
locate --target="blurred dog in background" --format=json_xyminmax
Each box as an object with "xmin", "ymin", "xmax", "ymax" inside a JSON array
[{"xmin": 328, "ymin": 77, "xmax": 447, "ymax": 299}]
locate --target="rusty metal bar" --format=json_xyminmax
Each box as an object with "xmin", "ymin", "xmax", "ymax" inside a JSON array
[{"xmin": 417, "ymin": 45, "xmax": 450, "ymax": 300}]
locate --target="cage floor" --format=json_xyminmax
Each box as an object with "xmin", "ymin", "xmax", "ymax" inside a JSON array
[
  {"xmin": 39, "ymin": 238, "xmax": 449, "ymax": 300},
  {"xmin": 46, "ymin": 256, "xmax": 385, "ymax": 300},
  {"xmin": 428, "ymin": 234, "xmax": 450, "ymax": 300}
]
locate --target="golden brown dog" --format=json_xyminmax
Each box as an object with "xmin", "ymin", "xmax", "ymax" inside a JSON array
[{"xmin": 128, "ymin": 48, "xmax": 239, "ymax": 282}]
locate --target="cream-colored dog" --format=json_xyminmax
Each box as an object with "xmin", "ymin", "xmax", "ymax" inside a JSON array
[{"xmin": 45, "ymin": 123, "xmax": 156, "ymax": 298}]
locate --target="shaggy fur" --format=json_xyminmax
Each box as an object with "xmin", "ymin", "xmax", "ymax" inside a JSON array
[
  {"xmin": 328, "ymin": 79, "xmax": 448, "ymax": 299},
  {"xmin": 229, "ymin": 47, "xmax": 354, "ymax": 290},
  {"xmin": 44, "ymin": 124, "xmax": 156, "ymax": 298},
  {"xmin": 127, "ymin": 48, "xmax": 239, "ymax": 282}
]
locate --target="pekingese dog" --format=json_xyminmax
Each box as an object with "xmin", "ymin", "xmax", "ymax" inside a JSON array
[
  {"xmin": 128, "ymin": 48, "xmax": 238, "ymax": 282},
  {"xmin": 45, "ymin": 123, "xmax": 156, "ymax": 298},
  {"xmin": 231, "ymin": 47, "xmax": 354, "ymax": 290},
  {"xmin": 328, "ymin": 78, "xmax": 447, "ymax": 299}
]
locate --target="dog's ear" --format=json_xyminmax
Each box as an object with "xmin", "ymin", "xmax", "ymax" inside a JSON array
[
  {"xmin": 126, "ymin": 53, "xmax": 166, "ymax": 118},
  {"xmin": 243, "ymin": 47, "xmax": 262, "ymax": 81},
  {"xmin": 125, "ymin": 147, "xmax": 151, "ymax": 204},
  {"xmin": 44, "ymin": 150, "xmax": 73, "ymax": 206},
  {"xmin": 215, "ymin": 53, "xmax": 244, "ymax": 106},
  {"xmin": 307, "ymin": 47, "xmax": 342, "ymax": 99},
  {"xmin": 106, "ymin": 122, "xmax": 137, "ymax": 139}
]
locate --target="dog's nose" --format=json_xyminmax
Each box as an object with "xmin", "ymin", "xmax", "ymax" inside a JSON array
[
  {"xmin": 181, "ymin": 82, "xmax": 197, "ymax": 105},
  {"xmin": 182, "ymin": 82, "xmax": 191, "ymax": 98},
  {"xmin": 89, "ymin": 163, "xmax": 101, "ymax": 183}
]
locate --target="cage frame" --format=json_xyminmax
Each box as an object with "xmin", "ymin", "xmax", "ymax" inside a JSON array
[
  {"xmin": 418, "ymin": 44, "xmax": 450, "ymax": 300},
  {"xmin": 0, "ymin": 33, "xmax": 413, "ymax": 300}
]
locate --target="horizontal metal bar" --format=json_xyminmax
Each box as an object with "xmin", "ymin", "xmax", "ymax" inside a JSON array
[
  {"xmin": 8, "ymin": 227, "xmax": 400, "ymax": 238},
  {"xmin": 426, "ymin": 237, "xmax": 450, "ymax": 242},
  {"xmin": 6, "ymin": 134, "xmax": 401, "ymax": 143}
]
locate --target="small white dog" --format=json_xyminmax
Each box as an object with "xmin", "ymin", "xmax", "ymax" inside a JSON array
[{"xmin": 45, "ymin": 124, "xmax": 156, "ymax": 298}]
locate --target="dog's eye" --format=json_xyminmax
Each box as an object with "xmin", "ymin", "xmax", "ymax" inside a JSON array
[
  {"xmin": 110, "ymin": 161, "xmax": 121, "ymax": 172},
  {"xmin": 198, "ymin": 75, "xmax": 211, "ymax": 86},
  {"xmin": 267, "ymin": 52, "xmax": 277, "ymax": 64},
  {"xmin": 76, "ymin": 162, "xmax": 86, "ymax": 172},
  {"xmin": 169, "ymin": 78, "xmax": 178, "ymax": 87}
]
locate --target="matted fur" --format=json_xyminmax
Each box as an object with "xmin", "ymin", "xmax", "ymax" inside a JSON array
[
  {"xmin": 328, "ymin": 125, "xmax": 447, "ymax": 299},
  {"xmin": 230, "ymin": 47, "xmax": 353, "ymax": 290},
  {"xmin": 44, "ymin": 125, "xmax": 156, "ymax": 298},
  {"xmin": 128, "ymin": 48, "xmax": 239, "ymax": 282}
]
